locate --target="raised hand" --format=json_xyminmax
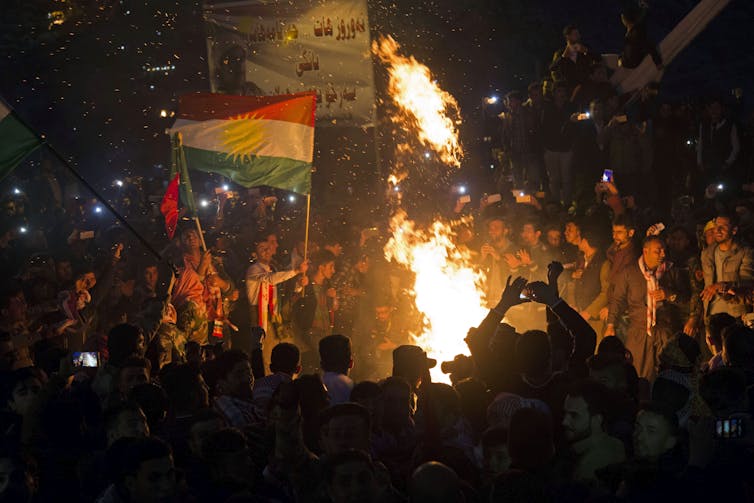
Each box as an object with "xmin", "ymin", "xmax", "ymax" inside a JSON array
[
  {"xmin": 547, "ymin": 261, "xmax": 564, "ymax": 287},
  {"xmin": 497, "ymin": 276, "xmax": 529, "ymax": 310},
  {"xmin": 524, "ymin": 281, "xmax": 559, "ymax": 306}
]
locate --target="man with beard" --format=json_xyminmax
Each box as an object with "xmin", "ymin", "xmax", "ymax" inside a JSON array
[
  {"xmin": 560, "ymin": 380, "xmax": 625, "ymax": 483},
  {"xmin": 480, "ymin": 216, "xmax": 515, "ymax": 309},
  {"xmin": 700, "ymin": 213, "xmax": 754, "ymax": 322}
]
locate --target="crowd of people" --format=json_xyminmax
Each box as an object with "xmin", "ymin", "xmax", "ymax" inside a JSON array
[{"xmin": 2, "ymin": 4, "xmax": 754, "ymax": 502}]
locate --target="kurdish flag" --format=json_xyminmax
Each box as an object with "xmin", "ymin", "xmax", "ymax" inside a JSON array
[
  {"xmin": 170, "ymin": 92, "xmax": 316, "ymax": 195},
  {"xmin": 0, "ymin": 101, "xmax": 42, "ymax": 181}
]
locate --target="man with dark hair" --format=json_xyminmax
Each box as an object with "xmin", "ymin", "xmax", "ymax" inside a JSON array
[
  {"xmin": 296, "ymin": 249, "xmax": 337, "ymax": 349},
  {"xmin": 325, "ymin": 449, "xmax": 379, "ymax": 503},
  {"xmin": 549, "ymin": 24, "xmax": 601, "ymax": 92},
  {"xmin": 561, "ymin": 380, "xmax": 625, "ymax": 482},
  {"xmin": 573, "ymin": 226, "xmax": 608, "ymax": 337},
  {"xmin": 499, "ymin": 91, "xmax": 542, "ymax": 192},
  {"xmin": 245, "ymin": 239, "xmax": 307, "ymax": 368},
  {"xmin": 506, "ymin": 215, "xmax": 552, "ymax": 281},
  {"xmin": 209, "ymin": 349, "xmax": 256, "ymax": 428},
  {"xmin": 319, "ymin": 334, "xmax": 354, "ymax": 404},
  {"xmin": 618, "ymin": 4, "xmax": 662, "ymax": 70},
  {"xmin": 705, "ymin": 313, "xmax": 737, "ymax": 370},
  {"xmin": 542, "ymin": 82, "xmax": 576, "ymax": 205},
  {"xmin": 117, "ymin": 356, "xmax": 151, "ymax": 398},
  {"xmin": 607, "ymin": 237, "xmax": 691, "ymax": 379},
  {"xmin": 701, "ymin": 213, "xmax": 753, "ymax": 322},
  {"xmin": 253, "ymin": 342, "xmax": 301, "ymax": 418},
  {"xmin": 480, "ymin": 215, "xmax": 515, "ymax": 309},
  {"xmin": 697, "ymin": 98, "xmax": 740, "ymax": 175},
  {"xmin": 101, "ymin": 437, "xmax": 177, "ymax": 503},
  {"xmin": 604, "ymin": 214, "xmax": 639, "ymax": 323},
  {"xmin": 93, "ymin": 324, "xmax": 147, "ymax": 401},
  {"xmin": 633, "ymin": 401, "xmax": 679, "ymax": 461}
]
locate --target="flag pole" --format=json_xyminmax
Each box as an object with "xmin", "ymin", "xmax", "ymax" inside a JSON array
[
  {"xmin": 303, "ymin": 192, "xmax": 312, "ymax": 261},
  {"xmin": 173, "ymin": 133, "xmax": 207, "ymax": 252},
  {"xmin": 0, "ymin": 96, "xmax": 177, "ymax": 276},
  {"xmin": 8, "ymin": 122, "xmax": 166, "ymax": 263}
]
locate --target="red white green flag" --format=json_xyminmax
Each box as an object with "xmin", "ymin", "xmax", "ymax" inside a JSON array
[{"xmin": 169, "ymin": 92, "xmax": 316, "ymax": 195}]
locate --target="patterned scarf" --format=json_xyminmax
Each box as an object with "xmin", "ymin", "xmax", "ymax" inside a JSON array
[{"xmin": 638, "ymin": 257, "xmax": 668, "ymax": 335}]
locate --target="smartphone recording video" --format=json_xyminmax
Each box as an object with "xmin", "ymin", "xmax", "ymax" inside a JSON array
[
  {"xmin": 72, "ymin": 352, "xmax": 100, "ymax": 368},
  {"xmin": 601, "ymin": 169, "xmax": 614, "ymax": 183},
  {"xmin": 715, "ymin": 418, "xmax": 743, "ymax": 439}
]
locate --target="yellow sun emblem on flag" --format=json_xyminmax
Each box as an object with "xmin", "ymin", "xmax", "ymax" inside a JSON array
[{"xmin": 222, "ymin": 113, "xmax": 268, "ymax": 163}]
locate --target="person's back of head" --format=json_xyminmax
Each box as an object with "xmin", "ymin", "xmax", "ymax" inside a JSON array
[
  {"xmin": 699, "ymin": 367, "xmax": 748, "ymax": 416},
  {"xmin": 423, "ymin": 383, "xmax": 461, "ymax": 430},
  {"xmin": 108, "ymin": 323, "xmax": 144, "ymax": 367},
  {"xmin": 508, "ymin": 407, "xmax": 554, "ymax": 471},
  {"xmin": 270, "ymin": 342, "xmax": 300, "ymax": 375},
  {"xmin": 319, "ymin": 334, "xmax": 352, "ymax": 375},
  {"xmin": 453, "ymin": 378, "xmax": 490, "ymax": 433},
  {"xmin": 597, "ymin": 335, "xmax": 632, "ymax": 363},
  {"xmin": 201, "ymin": 427, "xmax": 251, "ymax": 484},
  {"xmin": 409, "ymin": 461, "xmax": 464, "ymax": 503},
  {"xmin": 160, "ymin": 364, "xmax": 209, "ymax": 414},
  {"xmin": 293, "ymin": 373, "xmax": 330, "ymax": 421},
  {"xmin": 708, "ymin": 313, "xmax": 737, "ymax": 353},
  {"xmin": 722, "ymin": 325, "xmax": 754, "ymax": 370},
  {"xmin": 128, "ymin": 383, "xmax": 169, "ymax": 433},
  {"xmin": 516, "ymin": 330, "xmax": 551, "ymax": 378},
  {"xmin": 104, "ymin": 401, "xmax": 150, "ymax": 446}
]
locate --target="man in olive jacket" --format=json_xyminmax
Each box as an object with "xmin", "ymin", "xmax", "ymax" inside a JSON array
[{"xmin": 700, "ymin": 214, "xmax": 754, "ymax": 321}]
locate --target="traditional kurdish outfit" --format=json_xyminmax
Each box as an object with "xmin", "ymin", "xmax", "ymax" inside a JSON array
[{"xmin": 245, "ymin": 261, "xmax": 300, "ymax": 367}]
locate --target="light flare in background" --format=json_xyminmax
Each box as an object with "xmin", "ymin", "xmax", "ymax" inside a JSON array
[
  {"xmin": 372, "ymin": 35, "xmax": 463, "ymax": 168},
  {"xmin": 385, "ymin": 210, "xmax": 488, "ymax": 382}
]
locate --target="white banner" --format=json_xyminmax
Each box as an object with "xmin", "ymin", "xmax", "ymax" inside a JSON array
[{"xmin": 204, "ymin": 0, "xmax": 376, "ymax": 127}]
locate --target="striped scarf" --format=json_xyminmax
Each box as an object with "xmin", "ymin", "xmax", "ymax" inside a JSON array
[{"xmin": 638, "ymin": 257, "xmax": 668, "ymax": 336}]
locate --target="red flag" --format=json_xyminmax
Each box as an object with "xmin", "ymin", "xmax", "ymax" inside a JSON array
[{"xmin": 160, "ymin": 172, "xmax": 180, "ymax": 239}]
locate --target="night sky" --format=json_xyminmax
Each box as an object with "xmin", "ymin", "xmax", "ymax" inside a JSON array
[{"xmin": 1, "ymin": 0, "xmax": 751, "ymax": 195}]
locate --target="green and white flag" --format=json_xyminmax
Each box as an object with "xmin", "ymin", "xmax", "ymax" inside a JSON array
[{"xmin": 0, "ymin": 101, "xmax": 42, "ymax": 180}]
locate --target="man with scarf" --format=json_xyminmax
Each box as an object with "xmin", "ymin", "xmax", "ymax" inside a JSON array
[
  {"xmin": 606, "ymin": 236, "xmax": 690, "ymax": 380},
  {"xmin": 245, "ymin": 240, "xmax": 308, "ymax": 371}
]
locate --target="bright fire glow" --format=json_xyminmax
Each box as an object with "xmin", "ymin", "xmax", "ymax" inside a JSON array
[
  {"xmin": 385, "ymin": 210, "xmax": 488, "ymax": 382},
  {"xmin": 372, "ymin": 35, "xmax": 463, "ymax": 167}
]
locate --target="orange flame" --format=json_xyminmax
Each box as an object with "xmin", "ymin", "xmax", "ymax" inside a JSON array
[
  {"xmin": 385, "ymin": 210, "xmax": 488, "ymax": 382},
  {"xmin": 372, "ymin": 35, "xmax": 463, "ymax": 168}
]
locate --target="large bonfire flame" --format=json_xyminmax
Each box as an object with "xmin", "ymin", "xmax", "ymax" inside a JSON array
[
  {"xmin": 376, "ymin": 35, "xmax": 487, "ymax": 382},
  {"xmin": 372, "ymin": 35, "xmax": 463, "ymax": 167},
  {"xmin": 385, "ymin": 211, "xmax": 489, "ymax": 382}
]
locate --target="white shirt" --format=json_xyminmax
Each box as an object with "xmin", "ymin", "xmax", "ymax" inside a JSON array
[{"xmin": 322, "ymin": 371, "xmax": 354, "ymax": 405}]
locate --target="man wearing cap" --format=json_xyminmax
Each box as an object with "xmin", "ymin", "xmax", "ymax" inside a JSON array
[{"xmin": 393, "ymin": 345, "xmax": 436, "ymax": 392}]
